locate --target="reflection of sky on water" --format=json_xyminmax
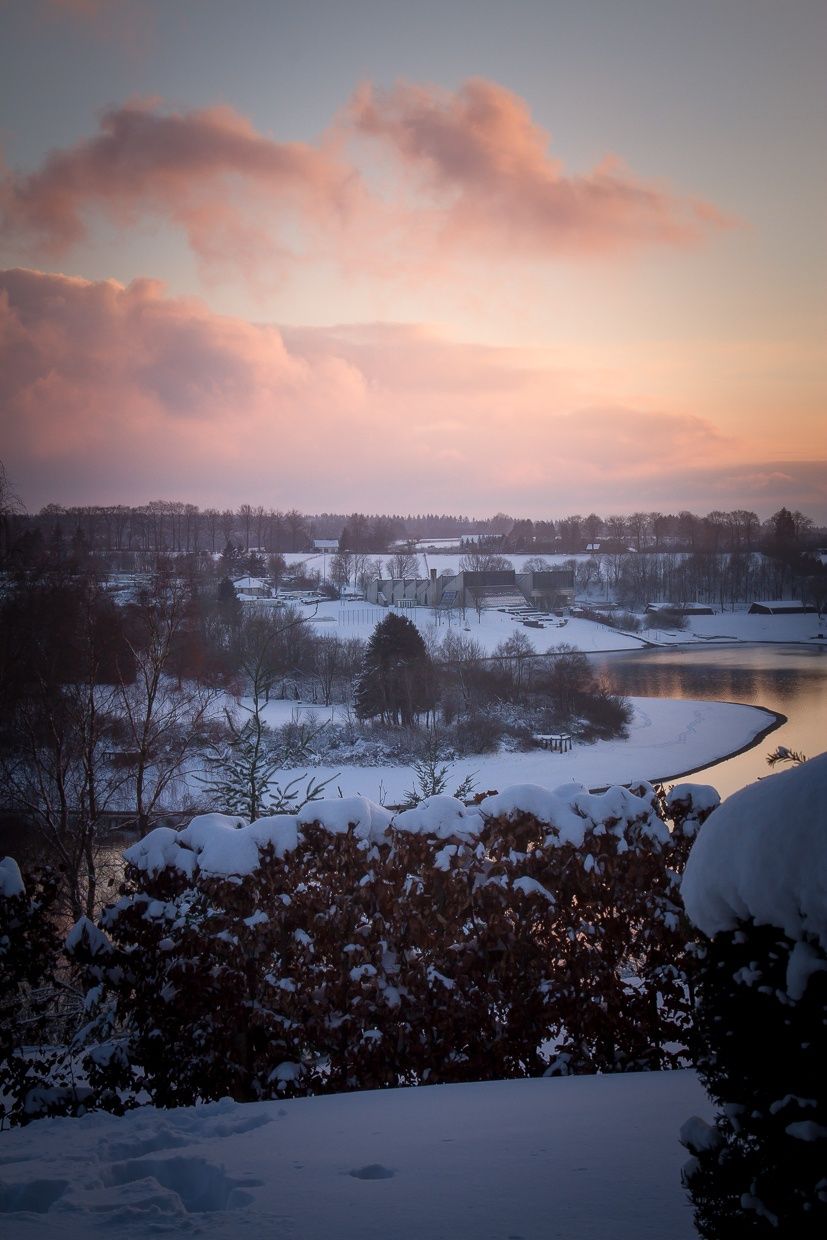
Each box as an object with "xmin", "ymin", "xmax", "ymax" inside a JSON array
[{"xmin": 589, "ymin": 645, "xmax": 826, "ymax": 798}]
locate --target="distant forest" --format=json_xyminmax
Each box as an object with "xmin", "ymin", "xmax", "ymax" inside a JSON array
[{"xmin": 1, "ymin": 471, "xmax": 824, "ymax": 566}]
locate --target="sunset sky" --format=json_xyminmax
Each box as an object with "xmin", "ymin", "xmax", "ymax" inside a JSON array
[{"xmin": 1, "ymin": 0, "xmax": 825, "ymax": 518}]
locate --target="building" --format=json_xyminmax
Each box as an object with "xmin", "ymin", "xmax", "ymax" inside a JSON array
[
  {"xmin": 366, "ymin": 568, "xmax": 575, "ymax": 613},
  {"xmin": 233, "ymin": 575, "xmax": 271, "ymax": 598},
  {"xmin": 748, "ymin": 600, "xmax": 816, "ymax": 615}
]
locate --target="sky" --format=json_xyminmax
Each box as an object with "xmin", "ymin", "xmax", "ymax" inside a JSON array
[{"xmin": 0, "ymin": 0, "xmax": 825, "ymax": 519}]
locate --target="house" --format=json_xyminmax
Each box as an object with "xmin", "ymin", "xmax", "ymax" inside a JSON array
[
  {"xmin": 645, "ymin": 603, "xmax": 716, "ymax": 617},
  {"xmin": 233, "ymin": 576, "xmax": 271, "ymax": 598},
  {"xmin": 313, "ymin": 539, "xmax": 339, "ymax": 553},
  {"xmin": 748, "ymin": 600, "xmax": 816, "ymax": 615}
]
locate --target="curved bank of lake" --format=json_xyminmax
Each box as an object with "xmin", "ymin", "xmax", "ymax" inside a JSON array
[{"xmin": 589, "ymin": 643, "xmax": 826, "ymax": 798}]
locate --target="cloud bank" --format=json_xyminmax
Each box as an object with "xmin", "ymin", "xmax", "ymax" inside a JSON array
[
  {"xmin": 1, "ymin": 81, "xmax": 732, "ymax": 284},
  {"xmin": 4, "ymin": 267, "xmax": 822, "ymax": 517}
]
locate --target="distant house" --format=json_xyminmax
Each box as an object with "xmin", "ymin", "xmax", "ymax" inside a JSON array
[
  {"xmin": 645, "ymin": 603, "xmax": 715, "ymax": 616},
  {"xmin": 233, "ymin": 576, "xmax": 271, "ymax": 598},
  {"xmin": 748, "ymin": 600, "xmax": 816, "ymax": 615},
  {"xmin": 313, "ymin": 539, "xmax": 339, "ymax": 553}
]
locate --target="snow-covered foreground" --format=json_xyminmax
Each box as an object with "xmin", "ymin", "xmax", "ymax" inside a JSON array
[
  {"xmin": 0, "ymin": 1071, "xmax": 708, "ymax": 1239},
  {"xmin": 275, "ymin": 696, "xmax": 777, "ymax": 802}
]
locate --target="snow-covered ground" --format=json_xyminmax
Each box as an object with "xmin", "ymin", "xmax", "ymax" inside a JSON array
[
  {"xmin": 647, "ymin": 611, "xmax": 824, "ymax": 646},
  {"xmin": 305, "ymin": 597, "xmax": 646, "ymax": 652},
  {"xmin": 0, "ymin": 1071, "xmax": 708, "ymax": 1239},
  {"xmin": 270, "ymin": 697, "xmax": 777, "ymax": 802},
  {"xmin": 271, "ymin": 569, "xmax": 826, "ymax": 652}
]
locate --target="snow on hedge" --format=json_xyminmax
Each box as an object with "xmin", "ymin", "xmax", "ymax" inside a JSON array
[
  {"xmin": 297, "ymin": 795, "xmax": 393, "ymax": 842},
  {"xmin": 0, "ymin": 856, "xmax": 24, "ymax": 898},
  {"xmin": 477, "ymin": 781, "xmax": 665, "ymax": 849},
  {"xmin": 124, "ymin": 812, "xmax": 300, "ymax": 879},
  {"xmin": 120, "ymin": 780, "xmax": 677, "ymax": 882},
  {"xmin": 393, "ymin": 794, "xmax": 483, "ymax": 840},
  {"xmin": 681, "ymin": 753, "xmax": 827, "ymax": 949}
]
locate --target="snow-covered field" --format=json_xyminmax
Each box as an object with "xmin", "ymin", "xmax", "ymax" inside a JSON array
[
  {"xmin": 272, "ymin": 569, "xmax": 825, "ymax": 652},
  {"xmin": 0, "ymin": 1071, "xmax": 708, "ymax": 1239},
  {"xmin": 268, "ymin": 696, "xmax": 778, "ymax": 802},
  {"xmin": 306, "ymin": 597, "xmax": 646, "ymax": 652},
  {"xmin": 647, "ymin": 611, "xmax": 824, "ymax": 646}
]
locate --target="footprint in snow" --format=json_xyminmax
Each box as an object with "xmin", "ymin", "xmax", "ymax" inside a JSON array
[{"xmin": 347, "ymin": 1164, "xmax": 395, "ymax": 1180}]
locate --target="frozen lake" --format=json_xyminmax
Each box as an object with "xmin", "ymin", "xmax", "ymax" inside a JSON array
[{"xmin": 589, "ymin": 643, "xmax": 827, "ymax": 797}]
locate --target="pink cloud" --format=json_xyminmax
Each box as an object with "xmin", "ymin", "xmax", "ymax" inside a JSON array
[
  {"xmin": 349, "ymin": 78, "xmax": 735, "ymax": 257},
  {"xmin": 0, "ymin": 101, "xmax": 358, "ymax": 280},
  {"xmin": 4, "ymin": 267, "xmax": 801, "ymax": 517},
  {"xmin": 1, "ymin": 82, "xmax": 734, "ymax": 287}
]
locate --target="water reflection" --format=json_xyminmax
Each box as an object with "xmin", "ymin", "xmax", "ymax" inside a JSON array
[{"xmin": 589, "ymin": 644, "xmax": 826, "ymax": 798}]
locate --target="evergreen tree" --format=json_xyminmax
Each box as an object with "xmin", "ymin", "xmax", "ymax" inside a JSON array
[
  {"xmin": 216, "ymin": 576, "xmax": 241, "ymax": 630},
  {"xmin": 354, "ymin": 613, "xmax": 436, "ymax": 725}
]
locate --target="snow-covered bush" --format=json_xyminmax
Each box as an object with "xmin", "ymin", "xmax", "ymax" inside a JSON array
[
  {"xmin": 49, "ymin": 777, "xmax": 707, "ymax": 1115},
  {"xmin": 680, "ymin": 754, "xmax": 827, "ymax": 1237},
  {"xmin": 0, "ymin": 860, "xmax": 70, "ymax": 1127}
]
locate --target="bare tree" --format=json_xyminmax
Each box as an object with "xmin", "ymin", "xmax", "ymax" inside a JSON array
[
  {"xmin": 115, "ymin": 582, "xmax": 222, "ymax": 835},
  {"xmin": 0, "ymin": 460, "xmax": 24, "ymax": 561},
  {"xmin": 329, "ymin": 550, "xmax": 353, "ymax": 592},
  {"xmin": 386, "ymin": 549, "xmax": 420, "ymax": 579},
  {"xmin": 356, "ymin": 556, "xmax": 382, "ymax": 596}
]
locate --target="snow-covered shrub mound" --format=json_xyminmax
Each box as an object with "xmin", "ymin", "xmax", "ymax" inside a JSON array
[
  {"xmin": 2, "ymin": 777, "xmax": 718, "ymax": 1123},
  {"xmin": 680, "ymin": 754, "xmax": 827, "ymax": 1238},
  {"xmin": 682, "ymin": 754, "xmax": 827, "ymax": 949}
]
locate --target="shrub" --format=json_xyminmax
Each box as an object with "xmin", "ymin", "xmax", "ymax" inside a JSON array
[
  {"xmin": 681, "ymin": 756, "xmax": 827, "ymax": 1237},
  {"xmin": 453, "ymin": 712, "xmax": 503, "ymax": 754},
  {"xmin": 57, "ymin": 779, "xmax": 701, "ymax": 1115},
  {"xmin": 644, "ymin": 609, "xmax": 687, "ymax": 630}
]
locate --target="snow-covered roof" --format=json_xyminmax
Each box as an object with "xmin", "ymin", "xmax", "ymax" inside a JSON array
[
  {"xmin": 750, "ymin": 599, "xmax": 807, "ymax": 610},
  {"xmin": 681, "ymin": 753, "xmax": 827, "ymax": 952},
  {"xmin": 234, "ymin": 576, "xmax": 269, "ymax": 590}
]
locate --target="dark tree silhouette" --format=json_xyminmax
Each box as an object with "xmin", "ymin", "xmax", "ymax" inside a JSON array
[{"xmin": 354, "ymin": 613, "xmax": 436, "ymax": 726}]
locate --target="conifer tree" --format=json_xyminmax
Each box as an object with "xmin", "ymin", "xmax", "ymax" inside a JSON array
[{"xmin": 354, "ymin": 613, "xmax": 436, "ymax": 726}]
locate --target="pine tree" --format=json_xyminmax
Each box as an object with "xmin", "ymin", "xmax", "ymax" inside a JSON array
[{"xmin": 354, "ymin": 613, "xmax": 436, "ymax": 726}]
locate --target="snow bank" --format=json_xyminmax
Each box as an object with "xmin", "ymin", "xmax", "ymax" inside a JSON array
[
  {"xmin": 682, "ymin": 753, "xmax": 827, "ymax": 949},
  {"xmin": 0, "ymin": 856, "xmax": 24, "ymax": 898}
]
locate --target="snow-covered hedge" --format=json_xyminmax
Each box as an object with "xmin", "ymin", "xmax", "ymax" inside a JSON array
[
  {"xmin": 3, "ymin": 777, "xmax": 718, "ymax": 1121},
  {"xmin": 680, "ymin": 754, "xmax": 827, "ymax": 1238}
]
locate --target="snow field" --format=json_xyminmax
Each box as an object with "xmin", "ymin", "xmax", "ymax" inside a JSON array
[{"xmin": 0, "ymin": 1073, "xmax": 709, "ymax": 1239}]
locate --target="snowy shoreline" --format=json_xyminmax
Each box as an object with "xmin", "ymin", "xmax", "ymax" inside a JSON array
[{"xmin": 272, "ymin": 696, "xmax": 781, "ymax": 804}]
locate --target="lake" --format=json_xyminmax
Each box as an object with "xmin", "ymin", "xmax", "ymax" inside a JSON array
[{"xmin": 589, "ymin": 643, "xmax": 826, "ymax": 798}]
